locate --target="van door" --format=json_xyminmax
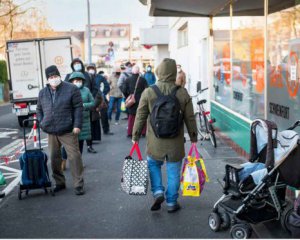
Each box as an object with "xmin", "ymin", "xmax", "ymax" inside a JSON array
[
  {"xmin": 39, "ymin": 38, "xmax": 73, "ymax": 84},
  {"xmin": 7, "ymin": 40, "xmax": 42, "ymax": 101}
]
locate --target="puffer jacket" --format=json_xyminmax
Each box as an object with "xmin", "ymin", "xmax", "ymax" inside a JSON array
[
  {"xmin": 77, "ymin": 86, "xmax": 95, "ymax": 141},
  {"xmin": 36, "ymin": 81, "xmax": 83, "ymax": 135},
  {"xmin": 108, "ymin": 74, "xmax": 123, "ymax": 98},
  {"xmin": 132, "ymin": 58, "xmax": 197, "ymax": 162}
]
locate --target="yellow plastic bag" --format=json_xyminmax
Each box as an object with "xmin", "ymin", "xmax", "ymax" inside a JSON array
[
  {"xmin": 121, "ymin": 98, "xmax": 126, "ymax": 112},
  {"xmin": 181, "ymin": 157, "xmax": 200, "ymax": 197}
]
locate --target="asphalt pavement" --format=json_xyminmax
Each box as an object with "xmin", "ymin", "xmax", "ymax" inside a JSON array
[{"xmin": 0, "ymin": 104, "xmax": 289, "ymax": 238}]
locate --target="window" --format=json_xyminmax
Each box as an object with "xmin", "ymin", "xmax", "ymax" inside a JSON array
[
  {"xmin": 178, "ymin": 23, "xmax": 188, "ymax": 48},
  {"xmin": 213, "ymin": 7, "xmax": 232, "ymax": 109},
  {"xmin": 232, "ymin": 10, "xmax": 265, "ymax": 119},
  {"xmin": 267, "ymin": 3, "xmax": 300, "ymax": 129}
]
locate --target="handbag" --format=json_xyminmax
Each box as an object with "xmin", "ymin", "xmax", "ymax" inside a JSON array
[
  {"xmin": 121, "ymin": 143, "xmax": 148, "ymax": 195},
  {"xmin": 125, "ymin": 76, "xmax": 140, "ymax": 108},
  {"xmin": 180, "ymin": 143, "xmax": 209, "ymax": 197}
]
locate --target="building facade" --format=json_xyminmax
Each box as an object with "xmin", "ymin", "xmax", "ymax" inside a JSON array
[
  {"xmin": 86, "ymin": 24, "xmax": 154, "ymax": 69},
  {"xmin": 142, "ymin": 0, "xmax": 300, "ymax": 154}
]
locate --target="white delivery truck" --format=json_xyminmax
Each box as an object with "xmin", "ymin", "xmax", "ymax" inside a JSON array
[{"xmin": 6, "ymin": 37, "xmax": 73, "ymax": 127}]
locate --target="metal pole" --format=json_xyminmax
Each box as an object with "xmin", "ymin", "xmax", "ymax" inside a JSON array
[{"xmin": 87, "ymin": 0, "xmax": 92, "ymax": 64}]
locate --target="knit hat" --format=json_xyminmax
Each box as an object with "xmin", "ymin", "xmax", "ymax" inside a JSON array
[
  {"xmin": 45, "ymin": 65, "xmax": 60, "ymax": 79},
  {"xmin": 87, "ymin": 63, "xmax": 96, "ymax": 70},
  {"xmin": 68, "ymin": 72, "xmax": 86, "ymax": 82},
  {"xmin": 125, "ymin": 61, "xmax": 132, "ymax": 68}
]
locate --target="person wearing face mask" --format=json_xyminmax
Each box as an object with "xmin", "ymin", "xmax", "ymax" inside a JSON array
[
  {"xmin": 85, "ymin": 63, "xmax": 111, "ymax": 149},
  {"xmin": 68, "ymin": 72, "xmax": 95, "ymax": 155},
  {"xmin": 36, "ymin": 65, "xmax": 85, "ymax": 195},
  {"xmin": 175, "ymin": 64, "xmax": 186, "ymax": 88},
  {"xmin": 65, "ymin": 58, "xmax": 96, "ymax": 94},
  {"xmin": 143, "ymin": 65, "xmax": 156, "ymax": 86},
  {"xmin": 107, "ymin": 67, "xmax": 123, "ymax": 125}
]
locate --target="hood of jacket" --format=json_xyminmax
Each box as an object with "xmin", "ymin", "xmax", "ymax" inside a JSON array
[
  {"xmin": 71, "ymin": 58, "xmax": 85, "ymax": 73},
  {"xmin": 155, "ymin": 58, "xmax": 177, "ymax": 83}
]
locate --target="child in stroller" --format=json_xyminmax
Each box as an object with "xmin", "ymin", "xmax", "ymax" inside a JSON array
[{"xmin": 208, "ymin": 119, "xmax": 300, "ymax": 239}]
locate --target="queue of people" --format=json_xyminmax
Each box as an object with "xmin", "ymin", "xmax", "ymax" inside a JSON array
[{"xmin": 36, "ymin": 58, "xmax": 194, "ymax": 214}]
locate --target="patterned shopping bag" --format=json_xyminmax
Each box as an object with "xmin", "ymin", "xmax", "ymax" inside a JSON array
[
  {"xmin": 121, "ymin": 143, "xmax": 148, "ymax": 195},
  {"xmin": 181, "ymin": 143, "xmax": 209, "ymax": 197}
]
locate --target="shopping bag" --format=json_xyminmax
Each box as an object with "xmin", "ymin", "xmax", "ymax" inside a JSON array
[
  {"xmin": 121, "ymin": 98, "xmax": 126, "ymax": 112},
  {"xmin": 181, "ymin": 143, "xmax": 209, "ymax": 197},
  {"xmin": 0, "ymin": 170, "xmax": 6, "ymax": 186},
  {"xmin": 121, "ymin": 143, "xmax": 148, "ymax": 195}
]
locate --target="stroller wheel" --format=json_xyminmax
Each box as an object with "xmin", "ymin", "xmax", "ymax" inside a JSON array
[
  {"xmin": 220, "ymin": 212, "xmax": 231, "ymax": 230},
  {"xmin": 230, "ymin": 224, "xmax": 252, "ymax": 239},
  {"xmin": 208, "ymin": 212, "xmax": 221, "ymax": 232},
  {"xmin": 280, "ymin": 201, "xmax": 294, "ymax": 234}
]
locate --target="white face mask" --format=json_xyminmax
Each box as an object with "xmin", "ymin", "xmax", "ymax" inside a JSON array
[
  {"xmin": 74, "ymin": 82, "xmax": 83, "ymax": 88},
  {"xmin": 88, "ymin": 69, "xmax": 95, "ymax": 75},
  {"xmin": 74, "ymin": 63, "xmax": 82, "ymax": 72},
  {"xmin": 48, "ymin": 77, "xmax": 61, "ymax": 87}
]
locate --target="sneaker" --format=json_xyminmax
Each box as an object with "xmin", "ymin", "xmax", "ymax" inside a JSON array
[
  {"xmin": 104, "ymin": 131, "xmax": 114, "ymax": 135},
  {"xmin": 0, "ymin": 192, "xmax": 5, "ymax": 198},
  {"xmin": 115, "ymin": 122, "xmax": 120, "ymax": 125},
  {"xmin": 74, "ymin": 186, "xmax": 85, "ymax": 195},
  {"xmin": 54, "ymin": 184, "xmax": 66, "ymax": 193},
  {"xmin": 167, "ymin": 203, "xmax": 181, "ymax": 213},
  {"xmin": 87, "ymin": 146, "xmax": 97, "ymax": 153},
  {"xmin": 151, "ymin": 195, "xmax": 165, "ymax": 211}
]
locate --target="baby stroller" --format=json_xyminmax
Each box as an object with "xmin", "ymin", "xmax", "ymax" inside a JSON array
[{"xmin": 208, "ymin": 119, "xmax": 300, "ymax": 239}]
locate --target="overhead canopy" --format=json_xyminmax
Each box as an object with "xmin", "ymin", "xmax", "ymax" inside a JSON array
[{"xmin": 139, "ymin": 0, "xmax": 296, "ymax": 17}]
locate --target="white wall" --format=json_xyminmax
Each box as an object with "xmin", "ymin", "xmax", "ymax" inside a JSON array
[
  {"xmin": 154, "ymin": 45, "xmax": 170, "ymax": 67},
  {"xmin": 168, "ymin": 17, "xmax": 210, "ymax": 109}
]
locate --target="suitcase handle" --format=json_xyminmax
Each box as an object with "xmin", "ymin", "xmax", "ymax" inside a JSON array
[{"xmin": 22, "ymin": 118, "xmax": 42, "ymax": 151}]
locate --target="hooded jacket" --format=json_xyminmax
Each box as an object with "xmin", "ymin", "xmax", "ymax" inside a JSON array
[
  {"xmin": 132, "ymin": 58, "xmax": 197, "ymax": 162},
  {"xmin": 68, "ymin": 72, "xmax": 95, "ymax": 141},
  {"xmin": 64, "ymin": 58, "xmax": 95, "ymax": 92}
]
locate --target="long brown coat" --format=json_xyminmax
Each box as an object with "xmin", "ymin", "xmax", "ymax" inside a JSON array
[{"xmin": 132, "ymin": 58, "xmax": 197, "ymax": 162}]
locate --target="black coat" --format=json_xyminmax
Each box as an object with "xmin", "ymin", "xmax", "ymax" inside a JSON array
[
  {"xmin": 123, "ymin": 74, "xmax": 148, "ymax": 115},
  {"xmin": 36, "ymin": 81, "xmax": 83, "ymax": 135}
]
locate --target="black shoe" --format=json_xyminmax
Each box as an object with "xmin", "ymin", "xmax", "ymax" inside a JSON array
[
  {"xmin": 75, "ymin": 186, "xmax": 85, "ymax": 195},
  {"xmin": 167, "ymin": 203, "xmax": 181, "ymax": 213},
  {"xmin": 104, "ymin": 131, "xmax": 114, "ymax": 135},
  {"xmin": 121, "ymin": 117, "xmax": 128, "ymax": 120},
  {"xmin": 141, "ymin": 134, "xmax": 146, "ymax": 138},
  {"xmin": 127, "ymin": 135, "xmax": 132, "ymax": 138},
  {"xmin": 151, "ymin": 195, "xmax": 165, "ymax": 211},
  {"xmin": 54, "ymin": 184, "xmax": 66, "ymax": 193},
  {"xmin": 0, "ymin": 192, "xmax": 5, "ymax": 198},
  {"xmin": 87, "ymin": 146, "xmax": 97, "ymax": 153}
]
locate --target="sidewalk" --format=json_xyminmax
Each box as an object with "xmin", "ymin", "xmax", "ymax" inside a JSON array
[{"xmin": 0, "ymin": 118, "xmax": 290, "ymax": 238}]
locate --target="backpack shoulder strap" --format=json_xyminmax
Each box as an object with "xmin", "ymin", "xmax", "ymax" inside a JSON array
[
  {"xmin": 151, "ymin": 85, "xmax": 163, "ymax": 97},
  {"xmin": 171, "ymin": 86, "xmax": 181, "ymax": 96}
]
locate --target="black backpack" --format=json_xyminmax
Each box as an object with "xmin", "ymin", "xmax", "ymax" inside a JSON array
[{"xmin": 150, "ymin": 85, "xmax": 183, "ymax": 138}]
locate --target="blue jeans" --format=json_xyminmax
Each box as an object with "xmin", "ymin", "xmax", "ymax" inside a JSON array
[
  {"xmin": 108, "ymin": 97, "xmax": 122, "ymax": 121},
  {"xmin": 147, "ymin": 156, "xmax": 182, "ymax": 206}
]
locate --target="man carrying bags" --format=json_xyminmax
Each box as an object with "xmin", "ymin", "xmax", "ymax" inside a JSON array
[{"xmin": 132, "ymin": 58, "xmax": 198, "ymax": 213}]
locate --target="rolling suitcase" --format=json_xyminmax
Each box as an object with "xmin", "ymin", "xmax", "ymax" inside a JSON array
[{"xmin": 18, "ymin": 119, "xmax": 54, "ymax": 199}]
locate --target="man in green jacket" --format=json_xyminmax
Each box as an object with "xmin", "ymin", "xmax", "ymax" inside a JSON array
[{"xmin": 132, "ymin": 58, "xmax": 198, "ymax": 213}]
